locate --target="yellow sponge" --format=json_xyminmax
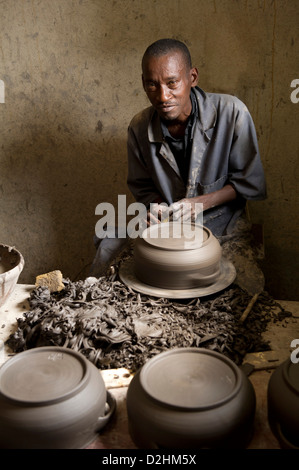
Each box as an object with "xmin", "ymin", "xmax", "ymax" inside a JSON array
[{"xmin": 35, "ymin": 270, "xmax": 64, "ymax": 292}]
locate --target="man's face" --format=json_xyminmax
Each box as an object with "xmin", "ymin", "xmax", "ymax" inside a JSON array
[{"xmin": 142, "ymin": 51, "xmax": 198, "ymax": 123}]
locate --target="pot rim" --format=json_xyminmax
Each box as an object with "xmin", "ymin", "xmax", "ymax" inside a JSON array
[
  {"xmin": 0, "ymin": 347, "xmax": 91, "ymax": 406},
  {"xmin": 139, "ymin": 348, "xmax": 243, "ymax": 411},
  {"xmin": 0, "ymin": 244, "xmax": 25, "ymax": 282},
  {"xmin": 140, "ymin": 223, "xmax": 212, "ymax": 252}
]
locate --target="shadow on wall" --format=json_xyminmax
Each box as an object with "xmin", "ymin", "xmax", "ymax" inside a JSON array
[
  {"xmin": 0, "ymin": 119, "xmax": 129, "ymax": 284},
  {"xmin": 261, "ymin": 245, "xmax": 299, "ymax": 301}
]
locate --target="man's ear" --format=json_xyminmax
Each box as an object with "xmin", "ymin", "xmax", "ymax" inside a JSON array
[
  {"xmin": 142, "ymin": 74, "xmax": 146, "ymax": 91},
  {"xmin": 190, "ymin": 67, "xmax": 199, "ymax": 87}
]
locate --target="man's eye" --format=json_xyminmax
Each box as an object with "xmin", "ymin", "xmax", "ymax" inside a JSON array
[
  {"xmin": 168, "ymin": 80, "xmax": 178, "ymax": 88},
  {"xmin": 146, "ymin": 82, "xmax": 157, "ymax": 90}
]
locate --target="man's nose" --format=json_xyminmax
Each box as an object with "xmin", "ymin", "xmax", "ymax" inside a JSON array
[{"xmin": 157, "ymin": 85, "xmax": 171, "ymax": 102}]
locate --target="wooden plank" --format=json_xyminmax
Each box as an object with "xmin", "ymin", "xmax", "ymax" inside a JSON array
[
  {"xmin": 243, "ymin": 349, "xmax": 292, "ymax": 370},
  {"xmin": 101, "ymin": 368, "xmax": 134, "ymax": 389}
]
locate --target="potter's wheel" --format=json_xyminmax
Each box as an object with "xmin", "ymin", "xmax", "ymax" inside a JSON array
[{"xmin": 119, "ymin": 257, "xmax": 236, "ymax": 299}]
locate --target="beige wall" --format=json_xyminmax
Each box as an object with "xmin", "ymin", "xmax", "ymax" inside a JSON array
[{"xmin": 0, "ymin": 0, "xmax": 298, "ymax": 299}]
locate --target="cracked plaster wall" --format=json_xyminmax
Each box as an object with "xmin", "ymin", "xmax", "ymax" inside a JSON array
[{"xmin": 0, "ymin": 0, "xmax": 298, "ymax": 299}]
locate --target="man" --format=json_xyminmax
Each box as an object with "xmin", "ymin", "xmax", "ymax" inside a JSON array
[
  {"xmin": 127, "ymin": 38, "xmax": 266, "ymax": 237},
  {"xmin": 125, "ymin": 38, "xmax": 267, "ymax": 290},
  {"xmin": 90, "ymin": 38, "xmax": 266, "ymax": 286}
]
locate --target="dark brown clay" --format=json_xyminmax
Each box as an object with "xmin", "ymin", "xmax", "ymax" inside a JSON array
[
  {"xmin": 268, "ymin": 358, "xmax": 299, "ymax": 449},
  {"xmin": 0, "ymin": 346, "xmax": 116, "ymax": 449},
  {"xmin": 134, "ymin": 223, "xmax": 222, "ymax": 290},
  {"xmin": 127, "ymin": 348, "xmax": 256, "ymax": 449}
]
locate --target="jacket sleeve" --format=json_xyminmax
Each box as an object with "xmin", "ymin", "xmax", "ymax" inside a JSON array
[
  {"xmin": 127, "ymin": 125, "xmax": 163, "ymax": 207},
  {"xmin": 227, "ymin": 104, "xmax": 267, "ymax": 201}
]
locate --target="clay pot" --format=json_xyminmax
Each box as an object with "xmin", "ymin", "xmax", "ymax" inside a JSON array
[
  {"xmin": 127, "ymin": 348, "xmax": 256, "ymax": 449},
  {"xmin": 0, "ymin": 346, "xmax": 116, "ymax": 448},
  {"xmin": 267, "ymin": 358, "xmax": 299, "ymax": 449},
  {"xmin": 134, "ymin": 223, "xmax": 222, "ymax": 290},
  {"xmin": 0, "ymin": 244, "xmax": 24, "ymax": 307}
]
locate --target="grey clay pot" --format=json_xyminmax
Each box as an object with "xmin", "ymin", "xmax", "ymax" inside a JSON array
[
  {"xmin": 127, "ymin": 348, "xmax": 256, "ymax": 449},
  {"xmin": 134, "ymin": 223, "xmax": 222, "ymax": 290},
  {"xmin": 0, "ymin": 346, "xmax": 116, "ymax": 449},
  {"xmin": 268, "ymin": 358, "xmax": 299, "ymax": 449}
]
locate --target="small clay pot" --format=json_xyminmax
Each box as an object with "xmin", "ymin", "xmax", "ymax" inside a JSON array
[
  {"xmin": 127, "ymin": 348, "xmax": 256, "ymax": 449},
  {"xmin": 134, "ymin": 223, "xmax": 222, "ymax": 290},
  {"xmin": 267, "ymin": 358, "xmax": 299, "ymax": 449},
  {"xmin": 0, "ymin": 244, "xmax": 24, "ymax": 307},
  {"xmin": 0, "ymin": 346, "xmax": 116, "ymax": 449}
]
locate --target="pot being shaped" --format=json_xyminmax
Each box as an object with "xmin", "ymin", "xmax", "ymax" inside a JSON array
[
  {"xmin": 0, "ymin": 347, "xmax": 116, "ymax": 449},
  {"xmin": 267, "ymin": 358, "xmax": 299, "ymax": 449},
  {"xmin": 134, "ymin": 223, "xmax": 222, "ymax": 290},
  {"xmin": 127, "ymin": 348, "xmax": 256, "ymax": 449},
  {"xmin": 0, "ymin": 244, "xmax": 25, "ymax": 307}
]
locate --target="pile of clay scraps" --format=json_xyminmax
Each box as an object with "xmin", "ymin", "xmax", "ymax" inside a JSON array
[{"xmin": 6, "ymin": 263, "xmax": 292, "ymax": 372}]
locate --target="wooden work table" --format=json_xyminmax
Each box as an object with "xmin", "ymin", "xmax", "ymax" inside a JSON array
[{"xmin": 1, "ymin": 284, "xmax": 299, "ymax": 450}]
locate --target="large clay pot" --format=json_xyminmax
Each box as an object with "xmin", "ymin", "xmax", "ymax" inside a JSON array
[
  {"xmin": 0, "ymin": 244, "xmax": 24, "ymax": 307},
  {"xmin": 134, "ymin": 223, "xmax": 222, "ymax": 290},
  {"xmin": 127, "ymin": 348, "xmax": 256, "ymax": 449},
  {"xmin": 267, "ymin": 358, "xmax": 299, "ymax": 449},
  {"xmin": 0, "ymin": 346, "xmax": 116, "ymax": 449}
]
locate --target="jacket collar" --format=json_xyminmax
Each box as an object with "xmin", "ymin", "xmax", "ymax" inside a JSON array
[{"xmin": 147, "ymin": 87, "xmax": 217, "ymax": 143}]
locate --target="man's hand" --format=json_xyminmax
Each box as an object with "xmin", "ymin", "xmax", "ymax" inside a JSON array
[
  {"xmin": 142, "ymin": 185, "xmax": 237, "ymax": 228},
  {"xmin": 147, "ymin": 202, "xmax": 170, "ymax": 226},
  {"xmin": 170, "ymin": 198, "xmax": 203, "ymax": 223},
  {"xmin": 170, "ymin": 185, "xmax": 238, "ymax": 223}
]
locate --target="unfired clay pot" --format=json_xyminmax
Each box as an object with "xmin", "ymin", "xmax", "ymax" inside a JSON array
[
  {"xmin": 0, "ymin": 244, "xmax": 24, "ymax": 307},
  {"xmin": 134, "ymin": 223, "xmax": 222, "ymax": 290},
  {"xmin": 127, "ymin": 348, "xmax": 256, "ymax": 449},
  {"xmin": 267, "ymin": 358, "xmax": 299, "ymax": 449},
  {"xmin": 0, "ymin": 346, "xmax": 116, "ymax": 449}
]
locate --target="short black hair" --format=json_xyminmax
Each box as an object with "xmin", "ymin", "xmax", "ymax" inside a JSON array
[{"xmin": 142, "ymin": 38, "xmax": 192, "ymax": 71}]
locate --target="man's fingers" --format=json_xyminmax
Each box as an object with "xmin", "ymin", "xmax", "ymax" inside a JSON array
[
  {"xmin": 171, "ymin": 202, "xmax": 193, "ymax": 222},
  {"xmin": 149, "ymin": 203, "xmax": 171, "ymax": 222},
  {"xmin": 147, "ymin": 211, "xmax": 160, "ymax": 226}
]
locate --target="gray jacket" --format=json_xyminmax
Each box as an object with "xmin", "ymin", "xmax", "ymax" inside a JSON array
[{"xmin": 127, "ymin": 87, "xmax": 266, "ymax": 236}]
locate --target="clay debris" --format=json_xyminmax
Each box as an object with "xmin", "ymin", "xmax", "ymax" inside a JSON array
[{"xmin": 7, "ymin": 262, "xmax": 292, "ymax": 372}]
